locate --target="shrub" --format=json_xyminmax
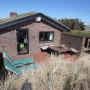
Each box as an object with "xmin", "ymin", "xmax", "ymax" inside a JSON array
[{"xmin": 0, "ymin": 54, "xmax": 90, "ymax": 90}]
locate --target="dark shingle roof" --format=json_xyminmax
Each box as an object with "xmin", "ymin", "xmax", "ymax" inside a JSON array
[
  {"xmin": 0, "ymin": 12, "xmax": 36, "ymax": 24},
  {"xmin": 0, "ymin": 12, "xmax": 71, "ymax": 31}
]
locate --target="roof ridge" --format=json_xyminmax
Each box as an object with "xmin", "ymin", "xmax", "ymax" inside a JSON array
[
  {"xmin": 0, "ymin": 12, "xmax": 70, "ymax": 31},
  {"xmin": 0, "ymin": 12, "xmax": 38, "ymax": 24}
]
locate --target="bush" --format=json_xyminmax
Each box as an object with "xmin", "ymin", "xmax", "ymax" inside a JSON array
[{"xmin": 0, "ymin": 54, "xmax": 90, "ymax": 90}]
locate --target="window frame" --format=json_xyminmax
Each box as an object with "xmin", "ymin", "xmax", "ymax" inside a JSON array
[
  {"xmin": 16, "ymin": 29, "xmax": 29, "ymax": 55},
  {"xmin": 39, "ymin": 31, "xmax": 54, "ymax": 43}
]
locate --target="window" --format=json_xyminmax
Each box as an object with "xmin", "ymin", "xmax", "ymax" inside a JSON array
[
  {"xmin": 16, "ymin": 29, "xmax": 29, "ymax": 55},
  {"xmin": 39, "ymin": 32, "xmax": 54, "ymax": 42}
]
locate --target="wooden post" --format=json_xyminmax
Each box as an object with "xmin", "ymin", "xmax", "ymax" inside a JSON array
[{"xmin": 0, "ymin": 52, "xmax": 7, "ymax": 80}]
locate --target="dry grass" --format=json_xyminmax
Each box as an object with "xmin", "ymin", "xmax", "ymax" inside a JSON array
[{"xmin": 0, "ymin": 54, "xmax": 90, "ymax": 90}]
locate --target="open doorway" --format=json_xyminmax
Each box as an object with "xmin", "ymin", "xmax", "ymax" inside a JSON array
[
  {"xmin": 16, "ymin": 29, "xmax": 29, "ymax": 55},
  {"xmin": 84, "ymin": 38, "xmax": 90, "ymax": 49},
  {"xmin": 84, "ymin": 38, "xmax": 88, "ymax": 48}
]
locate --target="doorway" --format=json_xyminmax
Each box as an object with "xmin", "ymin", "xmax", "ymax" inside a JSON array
[{"xmin": 16, "ymin": 29, "xmax": 29, "ymax": 55}]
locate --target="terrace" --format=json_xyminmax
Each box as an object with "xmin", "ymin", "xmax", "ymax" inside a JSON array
[{"xmin": 0, "ymin": 47, "xmax": 80, "ymax": 79}]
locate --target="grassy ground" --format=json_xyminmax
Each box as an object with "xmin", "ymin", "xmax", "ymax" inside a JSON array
[
  {"xmin": 62, "ymin": 30, "xmax": 90, "ymax": 37},
  {"xmin": 0, "ymin": 54, "xmax": 90, "ymax": 90}
]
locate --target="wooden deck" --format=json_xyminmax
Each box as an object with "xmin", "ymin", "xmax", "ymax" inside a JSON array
[
  {"xmin": 48, "ymin": 46, "xmax": 70, "ymax": 54},
  {"xmin": 11, "ymin": 46, "xmax": 80, "ymax": 66}
]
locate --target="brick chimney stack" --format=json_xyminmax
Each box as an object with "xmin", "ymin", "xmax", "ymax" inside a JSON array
[{"xmin": 10, "ymin": 12, "xmax": 17, "ymax": 17}]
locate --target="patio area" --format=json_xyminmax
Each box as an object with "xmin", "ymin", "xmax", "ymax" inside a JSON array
[
  {"xmin": 0, "ymin": 50, "xmax": 79, "ymax": 78},
  {"xmin": 12, "ymin": 51, "xmax": 50, "ymax": 65},
  {"xmin": 12, "ymin": 48, "xmax": 79, "ymax": 65}
]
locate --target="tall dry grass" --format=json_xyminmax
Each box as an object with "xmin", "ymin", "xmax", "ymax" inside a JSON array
[{"xmin": 0, "ymin": 54, "xmax": 90, "ymax": 90}]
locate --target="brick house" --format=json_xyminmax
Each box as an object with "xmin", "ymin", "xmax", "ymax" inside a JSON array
[{"xmin": 0, "ymin": 12, "xmax": 70, "ymax": 57}]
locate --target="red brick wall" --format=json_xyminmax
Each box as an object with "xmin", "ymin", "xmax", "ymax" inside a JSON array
[
  {"xmin": 0, "ymin": 21, "xmax": 61, "ymax": 56},
  {"xmin": 0, "ymin": 30, "xmax": 17, "ymax": 56}
]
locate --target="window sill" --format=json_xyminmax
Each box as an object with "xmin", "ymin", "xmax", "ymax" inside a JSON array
[{"xmin": 39, "ymin": 41, "xmax": 53, "ymax": 44}]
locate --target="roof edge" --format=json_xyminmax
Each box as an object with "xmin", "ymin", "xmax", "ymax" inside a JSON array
[{"xmin": 0, "ymin": 12, "xmax": 71, "ymax": 31}]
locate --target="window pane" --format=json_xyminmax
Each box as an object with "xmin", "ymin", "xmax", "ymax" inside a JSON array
[
  {"xmin": 49, "ymin": 33, "xmax": 53, "ymax": 40},
  {"xmin": 39, "ymin": 32, "xmax": 54, "ymax": 42}
]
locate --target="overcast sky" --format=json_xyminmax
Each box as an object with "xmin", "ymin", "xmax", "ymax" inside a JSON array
[{"xmin": 0, "ymin": 0, "xmax": 90, "ymax": 25}]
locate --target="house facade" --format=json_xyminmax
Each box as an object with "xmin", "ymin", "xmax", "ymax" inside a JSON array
[{"xmin": 0, "ymin": 13, "xmax": 70, "ymax": 57}]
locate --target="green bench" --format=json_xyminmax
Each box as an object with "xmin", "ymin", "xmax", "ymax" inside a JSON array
[{"xmin": 2, "ymin": 51, "xmax": 37, "ymax": 75}]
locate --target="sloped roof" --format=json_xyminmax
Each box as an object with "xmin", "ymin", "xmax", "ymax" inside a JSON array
[
  {"xmin": 0, "ymin": 12, "xmax": 36, "ymax": 24},
  {"xmin": 0, "ymin": 12, "xmax": 71, "ymax": 31}
]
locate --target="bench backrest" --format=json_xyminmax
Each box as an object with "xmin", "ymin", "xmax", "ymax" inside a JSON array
[
  {"xmin": 3, "ymin": 51, "xmax": 14, "ymax": 65},
  {"xmin": 4, "ymin": 59, "xmax": 21, "ymax": 75}
]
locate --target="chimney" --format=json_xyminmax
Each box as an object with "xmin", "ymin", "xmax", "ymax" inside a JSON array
[{"xmin": 10, "ymin": 12, "xmax": 17, "ymax": 17}]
